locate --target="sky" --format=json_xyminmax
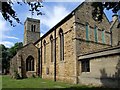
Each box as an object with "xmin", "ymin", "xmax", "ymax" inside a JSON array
[{"xmin": 0, "ymin": 1, "xmax": 114, "ymax": 48}]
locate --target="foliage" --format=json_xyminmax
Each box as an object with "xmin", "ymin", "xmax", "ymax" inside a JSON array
[
  {"xmin": 0, "ymin": 1, "xmax": 43, "ymax": 26},
  {"xmin": 13, "ymin": 71, "xmax": 21, "ymax": 79},
  {"xmin": 8, "ymin": 42, "xmax": 23, "ymax": 58},
  {"xmin": 0, "ymin": 44, "xmax": 9, "ymax": 74},
  {"xmin": 0, "ymin": 42, "xmax": 23, "ymax": 74},
  {"xmin": 32, "ymin": 74, "xmax": 36, "ymax": 78},
  {"xmin": 0, "ymin": 1, "xmax": 120, "ymax": 27},
  {"xmin": 92, "ymin": 2, "xmax": 120, "ymax": 22}
]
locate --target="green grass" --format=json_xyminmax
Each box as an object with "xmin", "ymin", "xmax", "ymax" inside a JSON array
[
  {"xmin": 2, "ymin": 75, "xmax": 89, "ymax": 89},
  {"xmin": 1, "ymin": 75, "xmax": 114, "ymax": 89}
]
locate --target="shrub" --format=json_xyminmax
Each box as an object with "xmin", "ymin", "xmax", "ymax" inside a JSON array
[{"xmin": 14, "ymin": 71, "xmax": 21, "ymax": 79}]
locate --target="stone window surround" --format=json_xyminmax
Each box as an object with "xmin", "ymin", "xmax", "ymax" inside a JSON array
[
  {"xmin": 26, "ymin": 55, "xmax": 35, "ymax": 71},
  {"xmin": 43, "ymin": 40, "xmax": 46, "ymax": 64},
  {"xmin": 59, "ymin": 28, "xmax": 64, "ymax": 61},
  {"xmin": 50, "ymin": 35, "xmax": 54, "ymax": 63}
]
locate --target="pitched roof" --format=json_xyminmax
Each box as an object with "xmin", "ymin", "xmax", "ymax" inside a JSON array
[
  {"xmin": 34, "ymin": 2, "xmax": 85, "ymax": 45},
  {"xmin": 34, "ymin": 2, "xmax": 110, "ymax": 45}
]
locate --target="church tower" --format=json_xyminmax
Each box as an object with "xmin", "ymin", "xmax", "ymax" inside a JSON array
[{"xmin": 24, "ymin": 18, "xmax": 40, "ymax": 46}]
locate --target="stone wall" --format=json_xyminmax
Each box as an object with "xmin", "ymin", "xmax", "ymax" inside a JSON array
[
  {"xmin": 34, "ymin": 2, "xmax": 112, "ymax": 84},
  {"xmin": 37, "ymin": 15, "xmax": 77, "ymax": 83},
  {"xmin": 78, "ymin": 54, "xmax": 120, "ymax": 88},
  {"xmin": 20, "ymin": 44, "xmax": 39, "ymax": 77},
  {"xmin": 55, "ymin": 16, "xmax": 76, "ymax": 83},
  {"xmin": 75, "ymin": 2, "xmax": 110, "ymax": 32},
  {"xmin": 111, "ymin": 19, "xmax": 120, "ymax": 46},
  {"xmin": 10, "ymin": 54, "xmax": 18, "ymax": 77},
  {"xmin": 10, "ymin": 44, "xmax": 39, "ymax": 78},
  {"xmin": 24, "ymin": 31, "xmax": 40, "ymax": 45},
  {"xmin": 75, "ymin": 2, "xmax": 111, "ymax": 55}
]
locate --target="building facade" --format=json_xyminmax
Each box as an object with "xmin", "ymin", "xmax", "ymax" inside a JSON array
[{"xmin": 10, "ymin": 2, "xmax": 120, "ymax": 88}]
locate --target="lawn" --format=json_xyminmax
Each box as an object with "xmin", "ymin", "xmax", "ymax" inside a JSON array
[
  {"xmin": 2, "ymin": 75, "xmax": 67, "ymax": 88},
  {"xmin": 1, "ymin": 75, "xmax": 114, "ymax": 90}
]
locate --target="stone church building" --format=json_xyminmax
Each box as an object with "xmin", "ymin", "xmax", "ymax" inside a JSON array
[{"xmin": 10, "ymin": 2, "xmax": 120, "ymax": 88}]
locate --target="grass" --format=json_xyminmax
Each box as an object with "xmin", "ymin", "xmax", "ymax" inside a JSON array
[
  {"xmin": 1, "ymin": 75, "xmax": 89, "ymax": 89},
  {"xmin": 1, "ymin": 75, "xmax": 115, "ymax": 90}
]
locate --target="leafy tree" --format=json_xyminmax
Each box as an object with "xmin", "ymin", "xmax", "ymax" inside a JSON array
[
  {"xmin": 8, "ymin": 42, "xmax": 23, "ymax": 58},
  {"xmin": 0, "ymin": 1, "xmax": 120, "ymax": 27},
  {"xmin": 0, "ymin": 1, "xmax": 43, "ymax": 26},
  {"xmin": 92, "ymin": 2, "xmax": 120, "ymax": 22},
  {"xmin": 0, "ymin": 44, "xmax": 9, "ymax": 74},
  {"xmin": 0, "ymin": 42, "xmax": 23, "ymax": 74}
]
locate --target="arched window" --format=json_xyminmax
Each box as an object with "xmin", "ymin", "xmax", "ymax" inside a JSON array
[
  {"xmin": 31, "ymin": 25, "xmax": 34, "ymax": 32},
  {"xmin": 31, "ymin": 25, "xmax": 36, "ymax": 32},
  {"xmin": 43, "ymin": 40, "xmax": 46, "ymax": 63},
  {"xmin": 50, "ymin": 35, "xmax": 54, "ymax": 62},
  {"xmin": 59, "ymin": 28, "xmax": 64, "ymax": 61},
  {"xmin": 26, "ymin": 56, "xmax": 34, "ymax": 71},
  {"xmin": 34, "ymin": 25, "xmax": 36, "ymax": 32}
]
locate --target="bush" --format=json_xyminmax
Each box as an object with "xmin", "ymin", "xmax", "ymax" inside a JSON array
[
  {"xmin": 14, "ymin": 71, "xmax": 21, "ymax": 79},
  {"xmin": 32, "ymin": 74, "xmax": 36, "ymax": 78}
]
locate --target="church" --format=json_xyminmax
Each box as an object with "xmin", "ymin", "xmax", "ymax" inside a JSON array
[{"xmin": 10, "ymin": 2, "xmax": 120, "ymax": 88}]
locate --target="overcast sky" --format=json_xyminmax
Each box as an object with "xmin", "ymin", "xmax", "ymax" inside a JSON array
[{"xmin": 0, "ymin": 1, "xmax": 114, "ymax": 48}]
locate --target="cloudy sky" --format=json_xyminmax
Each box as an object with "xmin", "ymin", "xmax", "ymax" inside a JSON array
[{"xmin": 0, "ymin": 1, "xmax": 114, "ymax": 48}]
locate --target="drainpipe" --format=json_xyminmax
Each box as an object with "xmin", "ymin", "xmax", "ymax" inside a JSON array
[
  {"xmin": 110, "ymin": 28, "xmax": 112, "ymax": 46},
  {"xmin": 41, "ymin": 40, "xmax": 42, "ymax": 77},
  {"xmin": 54, "ymin": 28, "xmax": 56, "ymax": 81},
  {"xmin": 38, "ymin": 48, "xmax": 40, "ymax": 76}
]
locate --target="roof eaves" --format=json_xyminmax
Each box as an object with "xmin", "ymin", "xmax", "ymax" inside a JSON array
[{"xmin": 34, "ymin": 2, "xmax": 85, "ymax": 45}]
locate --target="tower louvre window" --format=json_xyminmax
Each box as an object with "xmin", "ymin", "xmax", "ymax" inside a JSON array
[
  {"xmin": 31, "ymin": 25, "xmax": 36, "ymax": 32},
  {"xmin": 31, "ymin": 25, "xmax": 34, "ymax": 32},
  {"xmin": 34, "ymin": 25, "xmax": 36, "ymax": 32}
]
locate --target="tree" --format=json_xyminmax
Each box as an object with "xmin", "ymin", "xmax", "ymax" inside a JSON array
[
  {"xmin": 8, "ymin": 42, "xmax": 23, "ymax": 58},
  {"xmin": 91, "ymin": 2, "xmax": 120, "ymax": 22},
  {"xmin": 0, "ymin": 1, "xmax": 43, "ymax": 26},
  {"xmin": 0, "ymin": 42, "xmax": 23, "ymax": 74},
  {"xmin": 0, "ymin": 1, "xmax": 120, "ymax": 27},
  {"xmin": 0, "ymin": 44, "xmax": 9, "ymax": 74}
]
